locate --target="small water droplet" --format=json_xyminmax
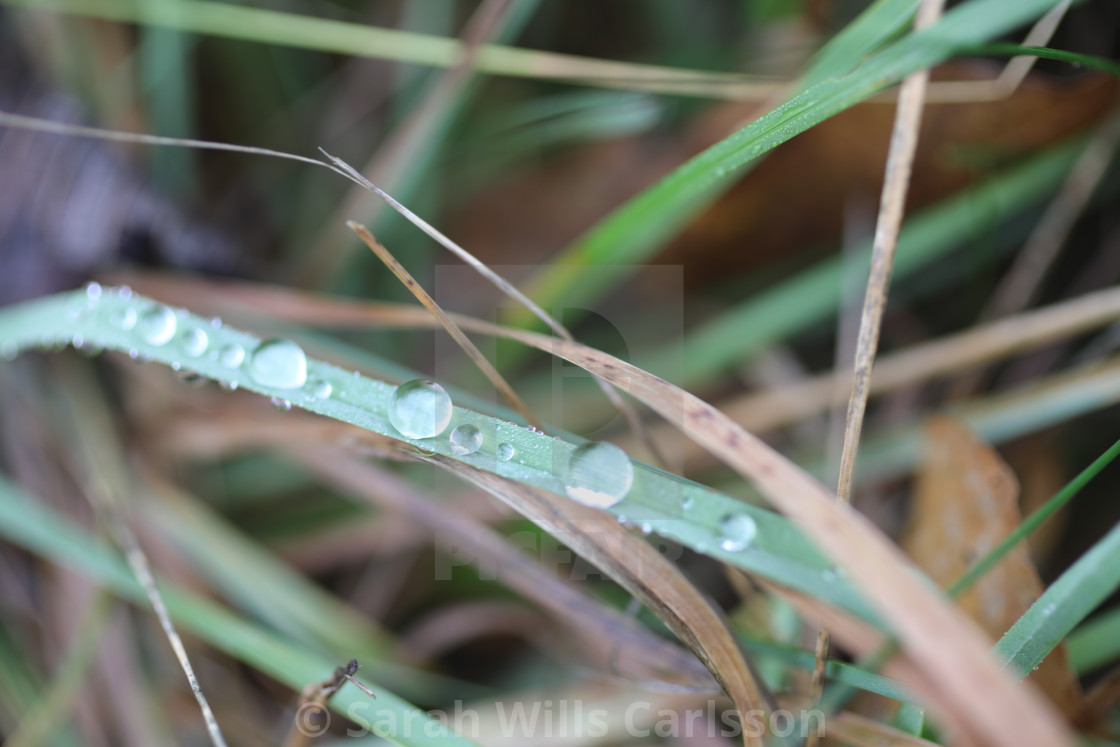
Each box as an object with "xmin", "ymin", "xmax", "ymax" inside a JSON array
[
  {"xmin": 617, "ymin": 514, "xmax": 629, "ymax": 526},
  {"xmin": 177, "ymin": 370, "xmax": 207, "ymax": 387},
  {"xmin": 210, "ymin": 317, "xmax": 222, "ymax": 329},
  {"xmin": 822, "ymin": 568, "xmax": 837, "ymax": 583},
  {"xmin": 563, "ymin": 441, "xmax": 633, "ymax": 509},
  {"xmin": 305, "ymin": 378, "xmax": 332, "ymax": 400},
  {"xmin": 219, "ymin": 380, "xmax": 239, "ymax": 392},
  {"xmin": 1043, "ymin": 603, "xmax": 1056, "ymax": 616},
  {"xmin": 111, "ymin": 307, "xmax": 137, "ymax": 331},
  {"xmin": 389, "ymin": 379, "xmax": 452, "ymax": 439},
  {"xmin": 137, "ymin": 305, "xmax": 177, "ymax": 345},
  {"xmin": 218, "ymin": 343, "xmax": 245, "ymax": 368},
  {"xmin": 639, "ymin": 522, "xmax": 652, "ymax": 535},
  {"xmin": 270, "ymin": 397, "xmax": 292, "ymax": 411},
  {"xmin": 497, "ymin": 443, "xmax": 515, "ymax": 461},
  {"xmin": 85, "ymin": 282, "xmax": 102, "ymax": 301},
  {"xmin": 526, "ymin": 426, "xmax": 537, "ymax": 433},
  {"xmin": 118, "ymin": 286, "xmax": 133, "ymax": 300},
  {"xmin": 248, "ymin": 339, "xmax": 307, "ymax": 389},
  {"xmin": 180, "ymin": 328, "xmax": 208, "ymax": 357},
  {"xmin": 71, "ymin": 334, "xmax": 84, "ymax": 348},
  {"xmin": 449, "ymin": 424, "xmax": 483, "ymax": 455},
  {"xmin": 682, "ymin": 496, "xmax": 694, "ymax": 511},
  {"xmin": 718, "ymin": 513, "xmax": 757, "ymax": 552}
]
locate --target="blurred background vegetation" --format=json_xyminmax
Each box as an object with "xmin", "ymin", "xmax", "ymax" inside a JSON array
[{"xmin": 1, "ymin": 0, "xmax": 1120, "ymax": 744}]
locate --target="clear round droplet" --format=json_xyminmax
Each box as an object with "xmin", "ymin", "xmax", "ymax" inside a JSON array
[
  {"xmin": 449, "ymin": 424, "xmax": 483, "ymax": 455},
  {"xmin": 271, "ymin": 397, "xmax": 292, "ymax": 411},
  {"xmin": 682, "ymin": 496, "xmax": 695, "ymax": 511},
  {"xmin": 306, "ymin": 378, "xmax": 332, "ymax": 400},
  {"xmin": 137, "ymin": 305, "xmax": 177, "ymax": 345},
  {"xmin": 111, "ymin": 307, "xmax": 137, "ymax": 331},
  {"xmin": 497, "ymin": 443, "xmax": 515, "ymax": 461},
  {"xmin": 180, "ymin": 328, "xmax": 208, "ymax": 357},
  {"xmin": 248, "ymin": 339, "xmax": 307, "ymax": 389},
  {"xmin": 218, "ymin": 343, "xmax": 245, "ymax": 368},
  {"xmin": 219, "ymin": 379, "xmax": 239, "ymax": 392},
  {"xmin": 718, "ymin": 513, "xmax": 757, "ymax": 552},
  {"xmin": 639, "ymin": 522, "xmax": 653, "ymax": 535},
  {"xmin": 563, "ymin": 441, "xmax": 633, "ymax": 509},
  {"xmin": 389, "ymin": 379, "xmax": 452, "ymax": 439},
  {"xmin": 177, "ymin": 370, "xmax": 207, "ymax": 387},
  {"xmin": 85, "ymin": 282, "xmax": 103, "ymax": 301}
]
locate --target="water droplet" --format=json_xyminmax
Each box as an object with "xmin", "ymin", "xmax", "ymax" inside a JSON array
[
  {"xmin": 210, "ymin": 317, "xmax": 222, "ymax": 329},
  {"xmin": 177, "ymin": 370, "xmax": 207, "ymax": 387},
  {"xmin": 71, "ymin": 334, "xmax": 84, "ymax": 348},
  {"xmin": 639, "ymin": 522, "xmax": 653, "ymax": 535},
  {"xmin": 527, "ymin": 426, "xmax": 537, "ymax": 433},
  {"xmin": 389, "ymin": 379, "xmax": 452, "ymax": 439},
  {"xmin": 180, "ymin": 328, "xmax": 208, "ymax": 357},
  {"xmin": 617, "ymin": 514, "xmax": 629, "ymax": 526},
  {"xmin": 85, "ymin": 282, "xmax": 102, "ymax": 301},
  {"xmin": 497, "ymin": 443, "xmax": 515, "ymax": 461},
  {"xmin": 449, "ymin": 424, "xmax": 483, "ymax": 455},
  {"xmin": 137, "ymin": 305, "xmax": 177, "ymax": 345},
  {"xmin": 218, "ymin": 343, "xmax": 245, "ymax": 368},
  {"xmin": 111, "ymin": 307, "xmax": 137, "ymax": 331},
  {"xmin": 118, "ymin": 286, "xmax": 133, "ymax": 300},
  {"xmin": 305, "ymin": 378, "xmax": 332, "ymax": 400},
  {"xmin": 718, "ymin": 513, "xmax": 757, "ymax": 552},
  {"xmin": 248, "ymin": 339, "xmax": 307, "ymax": 389},
  {"xmin": 822, "ymin": 568, "xmax": 837, "ymax": 583},
  {"xmin": 219, "ymin": 379, "xmax": 238, "ymax": 392},
  {"xmin": 682, "ymin": 496, "xmax": 694, "ymax": 511},
  {"xmin": 271, "ymin": 397, "xmax": 292, "ymax": 411},
  {"xmin": 563, "ymin": 441, "xmax": 633, "ymax": 509}
]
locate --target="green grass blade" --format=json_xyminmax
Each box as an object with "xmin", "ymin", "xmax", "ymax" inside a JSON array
[
  {"xmin": 965, "ymin": 43, "xmax": 1120, "ymax": 77},
  {"xmin": 518, "ymin": 0, "xmax": 1083, "ymax": 324},
  {"xmin": 1066, "ymin": 605, "xmax": 1120, "ymax": 675},
  {"xmin": 0, "ymin": 288, "xmax": 882, "ymax": 626},
  {"xmin": 995, "ymin": 518, "xmax": 1120, "ymax": 677},
  {"xmin": 0, "ymin": 474, "xmax": 483, "ymax": 747},
  {"xmin": 800, "ymin": 0, "xmax": 918, "ymax": 87},
  {"xmin": 641, "ymin": 138, "xmax": 1083, "ymax": 385}
]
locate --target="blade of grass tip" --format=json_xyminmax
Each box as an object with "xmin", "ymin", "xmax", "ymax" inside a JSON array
[
  {"xmin": 348, "ymin": 221, "xmax": 544, "ymax": 431},
  {"xmin": 301, "ymin": 0, "xmax": 526, "ymax": 288},
  {"xmin": 53, "ymin": 364, "xmax": 229, "ymax": 747},
  {"xmin": 807, "ymin": 1, "xmax": 943, "ymax": 735},
  {"xmin": 323, "ymin": 150, "xmax": 669, "ymax": 465}
]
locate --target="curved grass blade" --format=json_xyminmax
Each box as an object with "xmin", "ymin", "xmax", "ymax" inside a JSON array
[
  {"xmin": 965, "ymin": 43, "xmax": 1120, "ymax": 77},
  {"xmin": 0, "ymin": 287, "xmax": 878, "ymax": 625}
]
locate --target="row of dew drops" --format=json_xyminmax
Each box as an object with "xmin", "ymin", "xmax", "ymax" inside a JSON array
[{"xmin": 51, "ymin": 284, "xmax": 762, "ymax": 555}]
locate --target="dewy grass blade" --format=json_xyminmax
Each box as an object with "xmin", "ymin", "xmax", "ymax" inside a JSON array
[{"xmin": 0, "ymin": 286, "xmax": 879, "ymax": 625}]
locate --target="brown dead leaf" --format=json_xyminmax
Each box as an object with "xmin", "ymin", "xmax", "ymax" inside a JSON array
[{"xmin": 905, "ymin": 415, "xmax": 1082, "ymax": 713}]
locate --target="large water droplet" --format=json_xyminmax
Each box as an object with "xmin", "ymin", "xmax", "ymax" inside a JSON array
[
  {"xmin": 389, "ymin": 379, "xmax": 452, "ymax": 439},
  {"xmin": 248, "ymin": 339, "xmax": 307, "ymax": 389},
  {"xmin": 718, "ymin": 513, "xmax": 757, "ymax": 552},
  {"xmin": 180, "ymin": 328, "xmax": 208, "ymax": 357},
  {"xmin": 218, "ymin": 343, "xmax": 245, "ymax": 368},
  {"xmin": 497, "ymin": 443, "xmax": 515, "ymax": 461},
  {"xmin": 449, "ymin": 424, "xmax": 483, "ymax": 455},
  {"xmin": 137, "ymin": 305, "xmax": 177, "ymax": 345},
  {"xmin": 563, "ymin": 441, "xmax": 633, "ymax": 508}
]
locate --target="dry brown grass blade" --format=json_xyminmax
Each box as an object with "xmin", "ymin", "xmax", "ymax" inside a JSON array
[
  {"xmin": 825, "ymin": 711, "xmax": 942, "ymax": 747},
  {"xmin": 905, "ymin": 417, "xmax": 1082, "ymax": 713},
  {"xmin": 319, "ymin": 153, "xmax": 669, "ymax": 466},
  {"xmin": 300, "ymin": 0, "xmax": 519, "ymax": 287},
  {"xmin": 284, "ymin": 443, "xmax": 718, "ymax": 692},
  {"xmin": 421, "ymin": 454, "xmax": 774, "ymax": 746},
  {"xmin": 522, "ymin": 342, "xmax": 1075, "ymax": 745},
  {"xmin": 808, "ymin": 0, "xmax": 944, "ymax": 730},
  {"xmin": 348, "ymin": 221, "xmax": 543, "ymax": 430}
]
